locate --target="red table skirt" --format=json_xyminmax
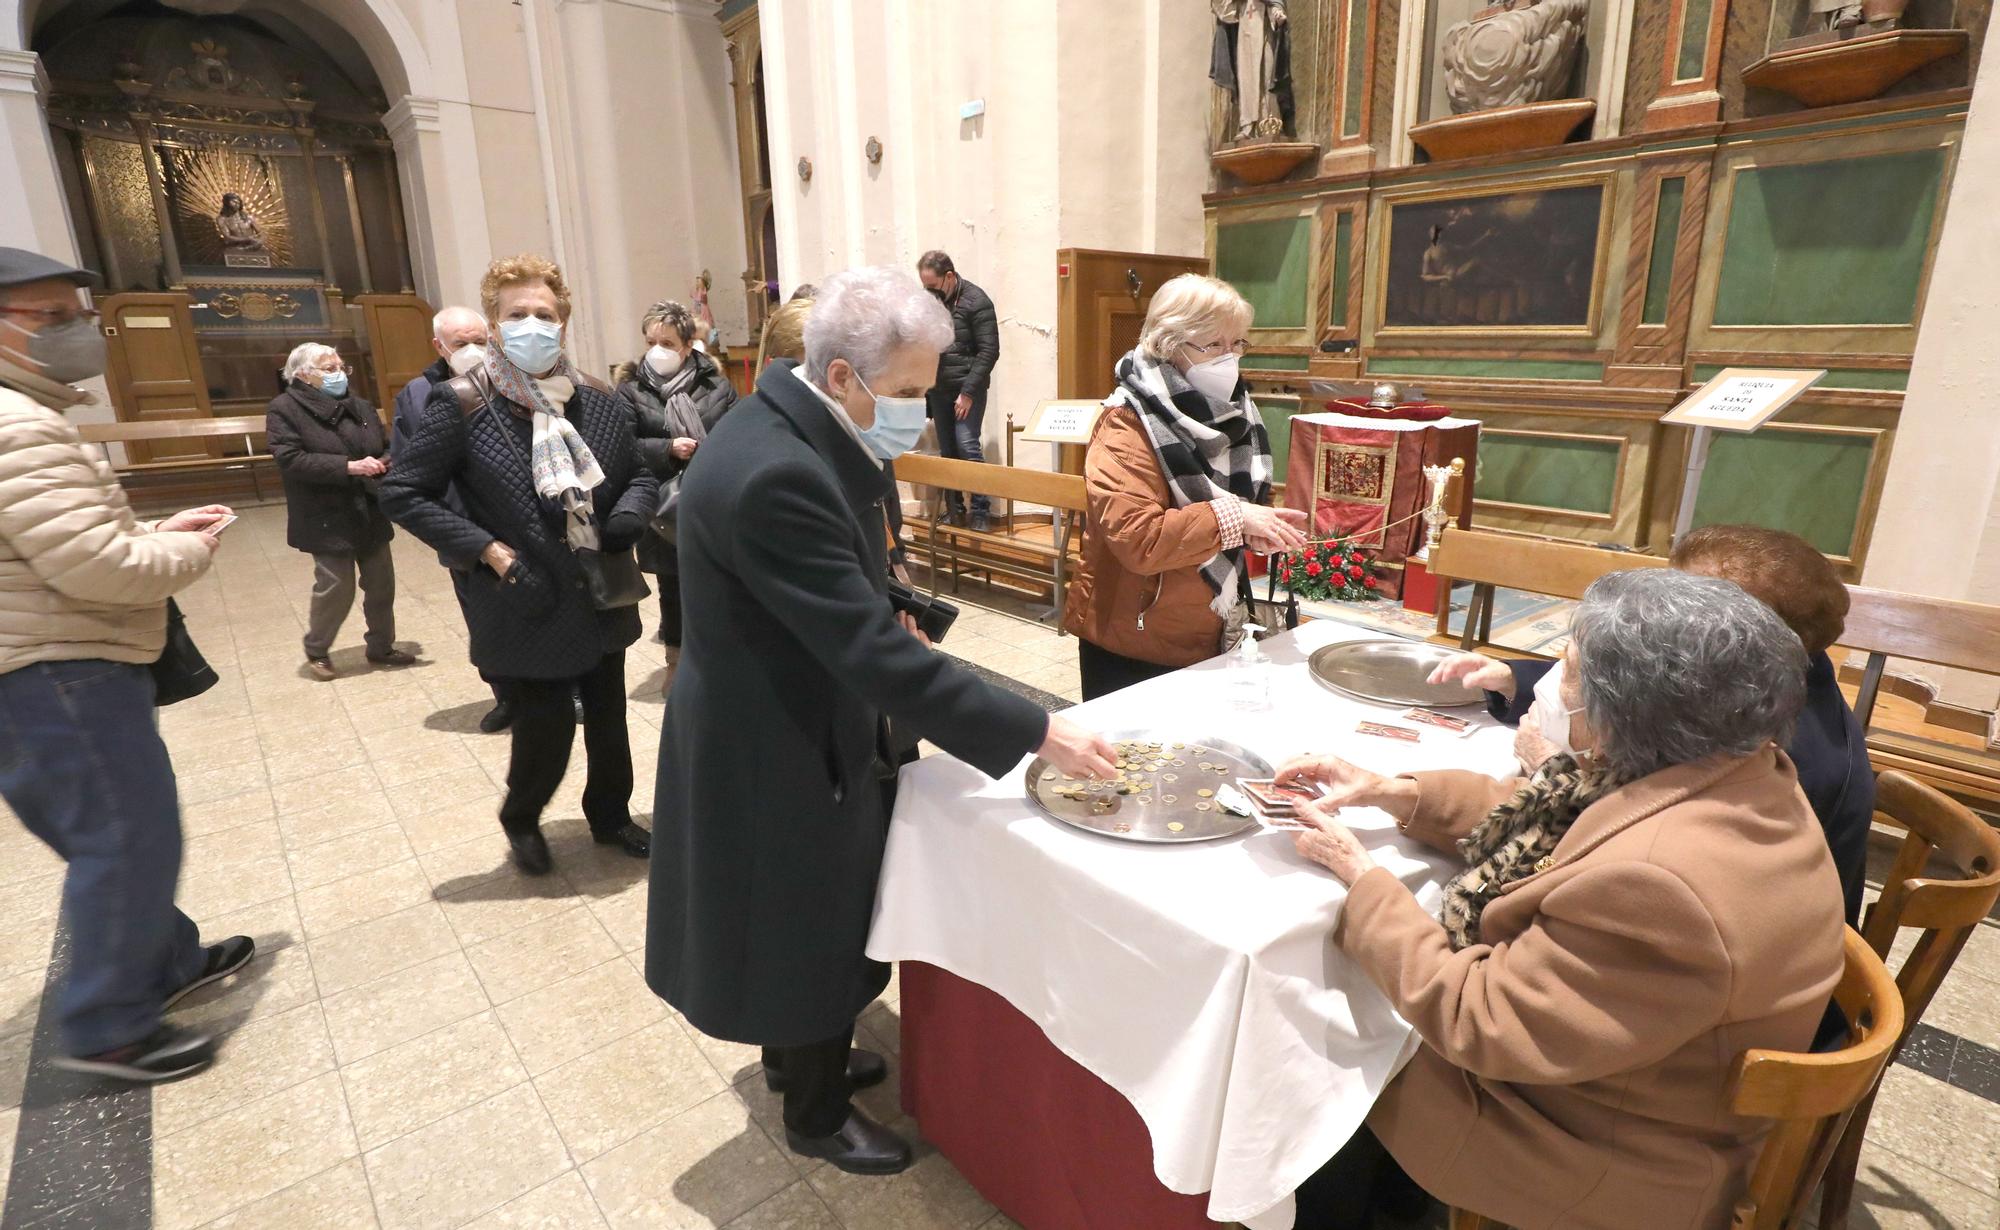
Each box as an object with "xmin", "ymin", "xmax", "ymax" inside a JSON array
[{"xmin": 899, "ymin": 961, "xmax": 1226, "ymax": 1230}]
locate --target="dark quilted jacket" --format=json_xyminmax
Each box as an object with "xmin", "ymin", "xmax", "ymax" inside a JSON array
[
  {"xmin": 265, "ymin": 381, "xmax": 393, "ymax": 557},
  {"xmin": 934, "ymin": 276, "xmax": 999, "ymax": 398},
  {"xmin": 380, "ymin": 376, "xmax": 658, "ymax": 681}
]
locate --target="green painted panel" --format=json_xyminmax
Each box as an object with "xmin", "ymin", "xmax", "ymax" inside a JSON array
[
  {"xmin": 1713, "ymin": 148, "xmax": 1945, "ymax": 327},
  {"xmin": 1642, "ymin": 178, "xmax": 1687, "ymax": 326},
  {"xmin": 1341, "ymin": 0, "xmax": 1369, "ymax": 138},
  {"xmin": 1246, "ymin": 354, "xmax": 1311, "ymax": 371},
  {"xmin": 1331, "ymin": 211, "xmax": 1353, "ymax": 328},
  {"xmin": 1367, "ymin": 356, "xmax": 1606, "ymax": 381},
  {"xmin": 1676, "ymin": 0, "xmax": 1714, "ymax": 80},
  {"xmin": 1689, "ymin": 430, "xmax": 1874, "ymax": 556},
  {"xmin": 1263, "ymin": 399, "xmax": 1302, "ymax": 475},
  {"xmin": 1478, "ymin": 435, "xmax": 1622, "ymax": 516},
  {"xmin": 1217, "ymin": 216, "xmax": 1312, "ymax": 331},
  {"xmin": 1690, "ymin": 364, "xmax": 1908, "ymax": 391}
]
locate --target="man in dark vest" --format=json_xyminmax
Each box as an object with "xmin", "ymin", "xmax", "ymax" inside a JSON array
[{"xmin": 646, "ymin": 267, "xmax": 1116, "ymax": 1176}]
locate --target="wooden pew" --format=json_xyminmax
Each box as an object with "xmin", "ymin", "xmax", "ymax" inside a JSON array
[
  {"xmin": 1838, "ymin": 586, "xmax": 2000, "ymax": 810},
  {"xmin": 892, "ymin": 454, "xmax": 1087, "ymax": 623},
  {"xmin": 1425, "ymin": 527, "xmax": 1665, "ymax": 649},
  {"xmin": 78, "ymin": 416, "xmax": 275, "ymax": 502}
]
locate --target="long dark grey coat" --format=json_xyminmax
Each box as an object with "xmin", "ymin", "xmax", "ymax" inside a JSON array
[
  {"xmin": 644, "ymin": 361, "xmax": 1048, "ymax": 1046},
  {"xmin": 265, "ymin": 381, "xmax": 393, "ymax": 556}
]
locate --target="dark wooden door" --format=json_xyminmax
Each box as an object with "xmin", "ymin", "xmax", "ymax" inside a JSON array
[
  {"xmin": 1055, "ymin": 248, "xmax": 1210, "ymax": 472},
  {"xmin": 355, "ymin": 292, "xmax": 436, "ymax": 418},
  {"xmin": 99, "ymin": 292, "xmax": 213, "ymax": 464}
]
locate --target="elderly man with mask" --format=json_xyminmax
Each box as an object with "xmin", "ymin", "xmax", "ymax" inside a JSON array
[
  {"xmin": 0, "ymin": 248, "xmax": 253, "ymax": 1082},
  {"xmin": 646, "ymin": 266, "xmax": 1118, "ymax": 1176}
]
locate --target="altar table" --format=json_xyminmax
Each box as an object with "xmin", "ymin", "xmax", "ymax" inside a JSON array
[{"xmin": 866, "ymin": 618, "xmax": 1520, "ymax": 1229}]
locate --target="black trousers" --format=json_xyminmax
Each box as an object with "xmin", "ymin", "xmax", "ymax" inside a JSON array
[
  {"xmin": 1293, "ymin": 1126, "xmax": 1435, "ymax": 1229},
  {"xmin": 1076, "ymin": 638, "xmax": 1177, "ymax": 702},
  {"xmin": 496, "ymin": 649, "xmax": 632, "ymax": 837},
  {"xmin": 761, "ymin": 1027, "xmax": 855, "ymax": 1138},
  {"xmin": 449, "ymin": 570, "xmax": 508, "ymax": 703},
  {"xmin": 653, "ymin": 561, "xmax": 683, "ymax": 648}
]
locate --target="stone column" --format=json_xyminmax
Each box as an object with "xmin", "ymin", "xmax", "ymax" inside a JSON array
[
  {"xmin": 384, "ymin": 94, "xmax": 494, "ymax": 310},
  {"xmin": 0, "ymin": 50, "xmax": 83, "ymax": 259},
  {"xmin": 1858, "ymin": 13, "xmax": 2000, "ymax": 703}
]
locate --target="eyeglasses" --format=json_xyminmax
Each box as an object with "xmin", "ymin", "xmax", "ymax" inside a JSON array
[
  {"xmin": 1183, "ymin": 338, "xmax": 1251, "ymax": 357},
  {"xmin": 316, "ymin": 363, "xmax": 354, "ymax": 375},
  {"xmin": 0, "ymin": 306, "xmax": 100, "ymax": 327}
]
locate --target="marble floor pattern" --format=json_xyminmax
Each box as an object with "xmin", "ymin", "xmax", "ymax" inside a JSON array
[{"xmin": 0, "ymin": 504, "xmax": 1986, "ymax": 1229}]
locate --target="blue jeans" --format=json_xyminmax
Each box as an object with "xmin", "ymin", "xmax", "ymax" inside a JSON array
[
  {"xmin": 0, "ymin": 661, "xmax": 205, "ymax": 1055},
  {"xmin": 927, "ymin": 385, "xmax": 990, "ymax": 519}
]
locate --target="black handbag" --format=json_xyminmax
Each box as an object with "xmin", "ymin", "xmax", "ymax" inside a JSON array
[
  {"xmin": 150, "ymin": 598, "xmax": 219, "ymax": 706},
  {"xmin": 576, "ymin": 546, "xmax": 651, "ymax": 610},
  {"xmin": 1243, "ymin": 556, "xmax": 1300, "ymax": 638},
  {"xmin": 649, "ymin": 471, "xmax": 684, "ymax": 548}
]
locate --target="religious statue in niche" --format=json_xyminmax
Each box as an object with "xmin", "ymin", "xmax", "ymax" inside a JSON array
[
  {"xmin": 1440, "ymin": 0, "xmax": 1591, "ymax": 113},
  {"xmin": 214, "ymin": 193, "xmax": 272, "ymax": 266},
  {"xmin": 1746, "ymin": 0, "xmax": 1965, "ymax": 106},
  {"xmin": 1210, "ymin": 0, "xmax": 1294, "ymax": 142}
]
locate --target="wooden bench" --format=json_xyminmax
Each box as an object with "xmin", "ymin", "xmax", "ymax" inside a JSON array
[
  {"xmin": 1840, "ymin": 586, "xmax": 2000, "ymax": 810},
  {"xmin": 1426, "ymin": 527, "xmax": 1665, "ymax": 650},
  {"xmin": 892, "ymin": 454, "xmax": 1087, "ymax": 623},
  {"xmin": 78, "ymin": 416, "xmax": 275, "ymax": 502}
]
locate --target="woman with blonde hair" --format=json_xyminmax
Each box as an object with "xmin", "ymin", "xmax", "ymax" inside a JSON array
[
  {"xmin": 383, "ymin": 254, "xmax": 657, "ymax": 875},
  {"xmin": 1062, "ymin": 273, "xmax": 1307, "ymax": 699}
]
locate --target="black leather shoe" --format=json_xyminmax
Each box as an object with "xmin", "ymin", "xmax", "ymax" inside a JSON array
[
  {"xmin": 509, "ymin": 830, "xmax": 553, "ymax": 876},
  {"xmin": 970, "ymin": 513, "xmax": 991, "ymax": 533},
  {"xmin": 784, "ymin": 1108, "xmax": 912, "ymax": 1175},
  {"xmin": 478, "ymin": 701, "xmax": 515, "ymax": 734},
  {"xmin": 765, "ymin": 1048, "xmax": 887, "ymax": 1094},
  {"xmin": 592, "ymin": 822, "xmax": 650, "ymax": 858}
]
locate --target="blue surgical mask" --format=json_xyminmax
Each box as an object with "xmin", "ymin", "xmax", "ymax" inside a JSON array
[
  {"xmin": 853, "ymin": 372, "xmax": 928, "ymax": 461},
  {"xmin": 499, "ymin": 317, "xmax": 563, "ymax": 375},
  {"xmin": 319, "ymin": 369, "xmax": 349, "ymax": 398}
]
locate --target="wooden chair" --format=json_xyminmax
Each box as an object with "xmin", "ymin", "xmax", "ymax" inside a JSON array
[
  {"xmin": 1424, "ymin": 527, "xmax": 1666, "ymax": 650},
  {"xmin": 1449, "ymin": 928, "xmax": 1902, "ymax": 1230},
  {"xmin": 1838, "ymin": 586, "xmax": 2000, "ymax": 810},
  {"xmin": 1816, "ymin": 772, "xmax": 2000, "ymax": 1228}
]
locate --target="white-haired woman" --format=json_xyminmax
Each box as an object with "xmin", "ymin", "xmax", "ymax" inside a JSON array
[
  {"xmin": 1062, "ymin": 273, "xmax": 1308, "ymax": 700},
  {"xmin": 1285, "ymin": 569, "xmax": 1846, "ymax": 1229},
  {"xmin": 646, "ymin": 266, "xmax": 1116, "ymax": 1177},
  {"xmin": 266, "ymin": 341, "xmax": 409, "ymax": 681}
]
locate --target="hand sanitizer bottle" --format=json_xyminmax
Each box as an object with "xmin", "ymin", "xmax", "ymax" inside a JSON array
[{"xmin": 1230, "ymin": 624, "xmax": 1269, "ymax": 712}]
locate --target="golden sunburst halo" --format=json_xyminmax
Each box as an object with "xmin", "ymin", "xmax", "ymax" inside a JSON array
[{"xmin": 169, "ymin": 148, "xmax": 293, "ymax": 267}]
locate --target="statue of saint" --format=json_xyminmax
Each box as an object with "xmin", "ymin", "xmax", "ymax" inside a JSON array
[
  {"xmin": 214, "ymin": 192, "xmax": 269, "ymax": 257},
  {"xmin": 1808, "ymin": 0, "xmax": 1867, "ymax": 33},
  {"xmin": 1211, "ymin": 0, "xmax": 1293, "ymax": 142},
  {"xmin": 1441, "ymin": 0, "xmax": 1590, "ymax": 115}
]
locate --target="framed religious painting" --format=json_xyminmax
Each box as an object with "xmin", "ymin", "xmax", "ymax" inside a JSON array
[{"xmin": 1373, "ymin": 175, "xmax": 1617, "ymax": 341}]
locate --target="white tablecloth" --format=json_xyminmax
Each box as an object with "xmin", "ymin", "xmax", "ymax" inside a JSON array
[{"xmin": 866, "ymin": 618, "xmax": 1521, "ymax": 1230}]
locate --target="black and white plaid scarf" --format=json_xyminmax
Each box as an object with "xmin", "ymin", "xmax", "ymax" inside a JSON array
[
  {"xmin": 1438, "ymin": 753, "xmax": 1622, "ymax": 950},
  {"xmin": 1107, "ymin": 349, "xmax": 1273, "ymax": 616}
]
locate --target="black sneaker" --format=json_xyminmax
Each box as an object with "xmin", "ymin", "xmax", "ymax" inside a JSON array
[
  {"xmin": 163, "ymin": 935, "xmax": 256, "ymax": 1011},
  {"xmin": 479, "ymin": 701, "xmax": 515, "ymax": 734},
  {"xmin": 54, "ymin": 1026, "xmax": 215, "ymax": 1083}
]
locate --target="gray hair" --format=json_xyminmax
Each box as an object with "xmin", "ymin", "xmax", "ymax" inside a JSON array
[
  {"xmin": 431, "ymin": 305, "xmax": 482, "ymax": 342},
  {"xmin": 1570, "ymin": 569, "xmax": 1808, "ymax": 782},
  {"xmin": 803, "ymin": 266, "xmax": 953, "ymax": 385},
  {"xmin": 282, "ymin": 342, "xmax": 339, "ymax": 383}
]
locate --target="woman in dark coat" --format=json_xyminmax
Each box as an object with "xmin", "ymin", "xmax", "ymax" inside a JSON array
[
  {"xmin": 381, "ymin": 254, "xmax": 656, "ymax": 875},
  {"xmin": 644, "ymin": 266, "xmax": 1115, "ymax": 1177},
  {"xmin": 613, "ymin": 299, "xmax": 737, "ymax": 663},
  {"xmin": 266, "ymin": 342, "xmax": 412, "ymax": 681}
]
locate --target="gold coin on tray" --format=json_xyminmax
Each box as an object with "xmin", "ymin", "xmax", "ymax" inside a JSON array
[
  {"xmin": 1195, "ymin": 802, "xmax": 1212, "ymax": 812},
  {"xmin": 1168, "ymin": 822, "xmax": 1185, "ymax": 832},
  {"xmin": 1197, "ymin": 788, "xmax": 1214, "ymax": 798}
]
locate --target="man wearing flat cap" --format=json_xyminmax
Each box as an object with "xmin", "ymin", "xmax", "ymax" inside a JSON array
[{"xmin": 0, "ymin": 248, "xmax": 253, "ymax": 1083}]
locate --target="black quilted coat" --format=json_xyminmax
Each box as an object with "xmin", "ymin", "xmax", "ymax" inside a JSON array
[
  {"xmin": 265, "ymin": 381, "xmax": 394, "ymax": 557},
  {"xmin": 380, "ymin": 376, "xmax": 658, "ymax": 681}
]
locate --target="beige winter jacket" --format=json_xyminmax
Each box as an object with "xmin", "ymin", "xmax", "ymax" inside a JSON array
[{"xmin": 0, "ymin": 359, "xmax": 212, "ymax": 676}]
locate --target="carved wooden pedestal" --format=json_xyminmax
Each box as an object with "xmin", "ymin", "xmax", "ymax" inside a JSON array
[
  {"xmin": 1406, "ymin": 98, "xmax": 1596, "ymax": 163},
  {"xmin": 1210, "ymin": 141, "xmax": 1321, "ymax": 186},
  {"xmin": 1743, "ymin": 28, "xmax": 1970, "ymax": 108}
]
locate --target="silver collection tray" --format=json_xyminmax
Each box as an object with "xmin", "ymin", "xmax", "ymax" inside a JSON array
[
  {"xmin": 1308, "ymin": 639, "xmax": 1483, "ymax": 709},
  {"xmin": 1024, "ymin": 730, "xmax": 1273, "ymax": 844}
]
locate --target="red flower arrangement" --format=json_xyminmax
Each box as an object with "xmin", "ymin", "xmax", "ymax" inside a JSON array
[{"xmin": 1276, "ymin": 539, "xmax": 1382, "ymax": 602}]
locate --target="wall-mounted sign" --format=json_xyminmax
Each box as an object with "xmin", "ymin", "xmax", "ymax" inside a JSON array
[
  {"xmin": 1662, "ymin": 367, "xmax": 1825, "ymax": 433},
  {"xmin": 122, "ymin": 316, "xmax": 174, "ymax": 329},
  {"xmin": 1019, "ymin": 399, "xmax": 1106, "ymax": 445}
]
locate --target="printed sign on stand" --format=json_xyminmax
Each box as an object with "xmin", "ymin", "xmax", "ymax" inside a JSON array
[{"xmin": 1019, "ymin": 399, "xmax": 1107, "ymax": 445}]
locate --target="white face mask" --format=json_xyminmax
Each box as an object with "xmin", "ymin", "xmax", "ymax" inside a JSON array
[
  {"xmin": 446, "ymin": 342, "xmax": 487, "ymax": 376},
  {"xmin": 645, "ymin": 344, "xmax": 684, "ymax": 378},
  {"xmin": 1528, "ymin": 660, "xmax": 1587, "ymax": 760},
  {"xmin": 1185, "ymin": 352, "xmax": 1241, "ymax": 402}
]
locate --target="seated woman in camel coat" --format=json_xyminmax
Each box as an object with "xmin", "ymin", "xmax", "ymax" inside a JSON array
[{"xmin": 1283, "ymin": 568, "xmax": 1847, "ymax": 1230}]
